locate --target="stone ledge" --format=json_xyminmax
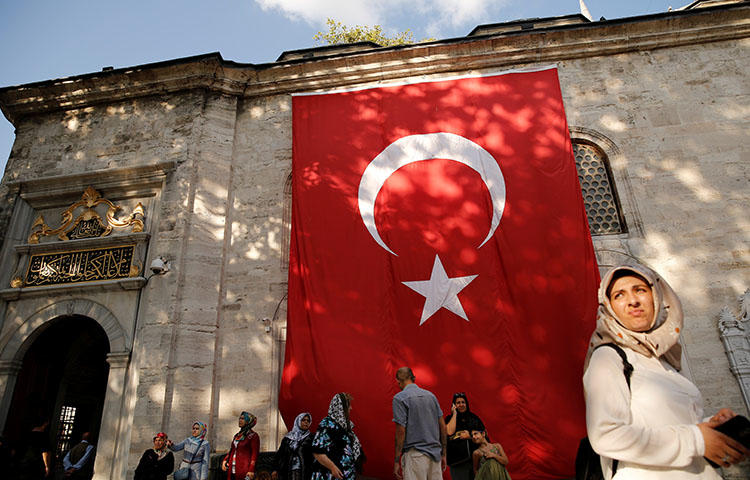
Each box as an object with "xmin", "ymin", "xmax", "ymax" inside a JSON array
[
  {"xmin": 0, "ymin": 5, "xmax": 747, "ymax": 119},
  {"xmin": 14, "ymin": 232, "xmax": 150, "ymax": 255},
  {"xmin": 0, "ymin": 276, "xmax": 147, "ymax": 300}
]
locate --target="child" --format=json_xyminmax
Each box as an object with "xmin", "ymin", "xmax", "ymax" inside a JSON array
[{"xmin": 471, "ymin": 430, "xmax": 511, "ymax": 480}]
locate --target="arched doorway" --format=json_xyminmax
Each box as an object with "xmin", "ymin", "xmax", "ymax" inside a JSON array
[{"xmin": 4, "ymin": 315, "xmax": 110, "ymax": 474}]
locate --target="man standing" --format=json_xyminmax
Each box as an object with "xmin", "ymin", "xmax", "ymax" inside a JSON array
[
  {"xmin": 63, "ymin": 432, "xmax": 95, "ymax": 479},
  {"xmin": 392, "ymin": 366, "xmax": 447, "ymax": 480}
]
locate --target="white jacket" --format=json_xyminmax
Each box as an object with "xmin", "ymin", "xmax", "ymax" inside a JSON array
[{"xmin": 583, "ymin": 346, "xmax": 721, "ymax": 479}]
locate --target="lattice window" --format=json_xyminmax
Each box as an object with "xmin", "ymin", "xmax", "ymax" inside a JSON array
[
  {"xmin": 55, "ymin": 405, "xmax": 77, "ymax": 461},
  {"xmin": 573, "ymin": 142, "xmax": 625, "ymax": 235}
]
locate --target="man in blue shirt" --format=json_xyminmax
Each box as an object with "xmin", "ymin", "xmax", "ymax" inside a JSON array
[
  {"xmin": 392, "ymin": 366, "xmax": 447, "ymax": 480},
  {"xmin": 63, "ymin": 432, "xmax": 95, "ymax": 479}
]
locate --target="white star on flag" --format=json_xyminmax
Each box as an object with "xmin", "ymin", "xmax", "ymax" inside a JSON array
[{"xmin": 402, "ymin": 255, "xmax": 478, "ymax": 325}]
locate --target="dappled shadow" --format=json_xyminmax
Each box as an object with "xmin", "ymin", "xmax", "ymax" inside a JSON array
[
  {"xmin": 559, "ymin": 41, "xmax": 750, "ymax": 416},
  {"xmin": 0, "ymin": 24, "xmax": 746, "ymax": 479},
  {"xmin": 283, "ymin": 70, "xmax": 598, "ymax": 479}
]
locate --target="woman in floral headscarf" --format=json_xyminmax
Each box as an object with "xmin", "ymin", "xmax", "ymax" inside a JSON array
[
  {"xmin": 583, "ymin": 264, "xmax": 748, "ymax": 479},
  {"xmin": 273, "ymin": 412, "xmax": 314, "ymax": 480},
  {"xmin": 310, "ymin": 393, "xmax": 364, "ymax": 480},
  {"xmin": 134, "ymin": 432, "xmax": 174, "ymax": 480},
  {"xmin": 222, "ymin": 412, "xmax": 260, "ymax": 480},
  {"xmin": 168, "ymin": 421, "xmax": 210, "ymax": 480}
]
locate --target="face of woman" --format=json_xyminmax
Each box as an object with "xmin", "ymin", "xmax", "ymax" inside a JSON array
[
  {"xmin": 153, "ymin": 437, "xmax": 166, "ymax": 450},
  {"xmin": 609, "ymin": 275, "xmax": 655, "ymax": 332},
  {"xmin": 300, "ymin": 415, "xmax": 311, "ymax": 431},
  {"xmin": 471, "ymin": 430, "xmax": 485, "ymax": 444},
  {"xmin": 191, "ymin": 424, "xmax": 201, "ymax": 437},
  {"xmin": 238, "ymin": 416, "xmax": 247, "ymax": 428},
  {"xmin": 454, "ymin": 397, "xmax": 467, "ymax": 413}
]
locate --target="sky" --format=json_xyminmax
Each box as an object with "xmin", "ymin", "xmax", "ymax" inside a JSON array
[{"xmin": 0, "ymin": 0, "xmax": 684, "ymax": 176}]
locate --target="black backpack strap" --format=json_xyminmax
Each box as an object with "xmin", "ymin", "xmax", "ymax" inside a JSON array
[
  {"xmin": 593, "ymin": 343, "xmax": 634, "ymax": 475},
  {"xmin": 594, "ymin": 343, "xmax": 633, "ymax": 389}
]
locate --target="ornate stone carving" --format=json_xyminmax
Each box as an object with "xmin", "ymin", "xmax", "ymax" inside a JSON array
[
  {"xmin": 719, "ymin": 289, "xmax": 750, "ymax": 413},
  {"xmin": 28, "ymin": 186, "xmax": 144, "ymax": 244}
]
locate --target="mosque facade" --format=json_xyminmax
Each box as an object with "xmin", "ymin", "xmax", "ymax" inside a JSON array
[{"xmin": 0, "ymin": 0, "xmax": 748, "ymax": 478}]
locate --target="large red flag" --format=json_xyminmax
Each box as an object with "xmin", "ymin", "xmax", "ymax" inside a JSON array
[{"xmin": 281, "ymin": 67, "xmax": 599, "ymax": 480}]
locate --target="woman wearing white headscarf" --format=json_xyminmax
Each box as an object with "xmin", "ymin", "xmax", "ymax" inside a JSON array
[
  {"xmin": 310, "ymin": 393, "xmax": 364, "ymax": 480},
  {"xmin": 583, "ymin": 264, "xmax": 748, "ymax": 479},
  {"xmin": 273, "ymin": 412, "xmax": 314, "ymax": 480}
]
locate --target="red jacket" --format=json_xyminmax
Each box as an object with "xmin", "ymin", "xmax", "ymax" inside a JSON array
[{"xmin": 226, "ymin": 431, "xmax": 259, "ymax": 480}]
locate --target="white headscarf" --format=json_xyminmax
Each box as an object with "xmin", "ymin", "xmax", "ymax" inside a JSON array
[
  {"xmin": 584, "ymin": 264, "xmax": 683, "ymax": 371},
  {"xmin": 284, "ymin": 412, "xmax": 312, "ymax": 450}
]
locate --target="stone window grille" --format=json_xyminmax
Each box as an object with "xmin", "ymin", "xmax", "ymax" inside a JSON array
[{"xmin": 572, "ymin": 141, "xmax": 625, "ymax": 235}]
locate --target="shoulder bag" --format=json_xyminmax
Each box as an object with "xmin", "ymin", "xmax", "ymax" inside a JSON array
[{"xmin": 174, "ymin": 438, "xmax": 204, "ymax": 480}]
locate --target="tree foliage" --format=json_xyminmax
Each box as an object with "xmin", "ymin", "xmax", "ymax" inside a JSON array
[{"xmin": 313, "ymin": 18, "xmax": 432, "ymax": 47}]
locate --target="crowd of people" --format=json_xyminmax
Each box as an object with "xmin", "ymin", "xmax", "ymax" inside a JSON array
[{"xmin": 7, "ymin": 263, "xmax": 750, "ymax": 480}]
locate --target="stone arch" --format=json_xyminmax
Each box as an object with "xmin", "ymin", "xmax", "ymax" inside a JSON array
[{"xmin": 0, "ymin": 298, "xmax": 130, "ymax": 362}]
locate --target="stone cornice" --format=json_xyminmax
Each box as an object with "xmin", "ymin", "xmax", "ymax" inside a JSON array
[
  {"xmin": 0, "ymin": 4, "xmax": 747, "ymax": 121},
  {"xmin": 5, "ymin": 160, "xmax": 175, "ymax": 208}
]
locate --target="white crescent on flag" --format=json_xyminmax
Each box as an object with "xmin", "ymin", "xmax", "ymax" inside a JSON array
[{"xmin": 357, "ymin": 132, "xmax": 506, "ymax": 256}]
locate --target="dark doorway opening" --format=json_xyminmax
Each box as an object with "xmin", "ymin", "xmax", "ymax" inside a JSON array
[{"xmin": 4, "ymin": 315, "xmax": 110, "ymax": 474}]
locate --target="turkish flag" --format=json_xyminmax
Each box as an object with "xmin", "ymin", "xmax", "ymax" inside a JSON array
[{"xmin": 281, "ymin": 68, "xmax": 599, "ymax": 480}]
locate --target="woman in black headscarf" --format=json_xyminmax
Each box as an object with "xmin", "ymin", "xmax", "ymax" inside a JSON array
[{"xmin": 445, "ymin": 392, "xmax": 485, "ymax": 480}]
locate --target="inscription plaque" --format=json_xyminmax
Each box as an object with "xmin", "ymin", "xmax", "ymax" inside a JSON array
[{"xmin": 25, "ymin": 245, "xmax": 135, "ymax": 287}]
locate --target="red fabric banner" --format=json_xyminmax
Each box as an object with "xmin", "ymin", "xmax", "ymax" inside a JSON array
[{"xmin": 281, "ymin": 68, "xmax": 599, "ymax": 480}]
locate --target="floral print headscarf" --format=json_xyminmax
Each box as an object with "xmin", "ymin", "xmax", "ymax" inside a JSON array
[
  {"xmin": 235, "ymin": 411, "xmax": 257, "ymax": 441},
  {"xmin": 192, "ymin": 421, "xmax": 207, "ymax": 441},
  {"xmin": 327, "ymin": 393, "xmax": 362, "ymax": 460}
]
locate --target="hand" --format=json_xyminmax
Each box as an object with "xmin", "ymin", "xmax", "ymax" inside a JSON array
[
  {"xmin": 166, "ymin": 440, "xmax": 173, "ymax": 448},
  {"xmin": 246, "ymin": 472, "xmax": 255, "ymax": 480},
  {"xmin": 708, "ymin": 408, "xmax": 736, "ymax": 427},
  {"xmin": 458, "ymin": 430, "xmax": 470, "ymax": 440},
  {"xmin": 698, "ymin": 422, "xmax": 749, "ymax": 467},
  {"xmin": 441, "ymin": 454, "xmax": 447, "ymax": 471},
  {"xmin": 451, "ymin": 403, "xmax": 457, "ymax": 414},
  {"xmin": 329, "ymin": 464, "xmax": 343, "ymax": 479},
  {"xmin": 394, "ymin": 460, "xmax": 402, "ymax": 480},
  {"xmin": 221, "ymin": 460, "xmax": 228, "ymax": 472}
]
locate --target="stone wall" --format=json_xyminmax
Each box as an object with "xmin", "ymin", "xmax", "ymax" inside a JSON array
[{"xmin": 0, "ymin": 4, "xmax": 747, "ymax": 479}]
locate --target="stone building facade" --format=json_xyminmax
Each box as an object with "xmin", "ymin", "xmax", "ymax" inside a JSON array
[{"xmin": 0, "ymin": 1, "xmax": 747, "ymax": 478}]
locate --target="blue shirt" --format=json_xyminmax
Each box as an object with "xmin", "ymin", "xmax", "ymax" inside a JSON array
[
  {"xmin": 63, "ymin": 441, "xmax": 94, "ymax": 470},
  {"xmin": 392, "ymin": 383, "xmax": 443, "ymax": 461}
]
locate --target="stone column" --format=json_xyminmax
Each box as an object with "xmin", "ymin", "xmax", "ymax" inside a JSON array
[
  {"xmin": 718, "ymin": 290, "xmax": 750, "ymax": 414},
  {"xmin": 0, "ymin": 359, "xmax": 22, "ymax": 432},
  {"xmin": 93, "ymin": 352, "xmax": 130, "ymax": 480}
]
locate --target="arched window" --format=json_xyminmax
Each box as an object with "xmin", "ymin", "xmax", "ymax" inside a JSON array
[{"xmin": 572, "ymin": 141, "xmax": 626, "ymax": 235}]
